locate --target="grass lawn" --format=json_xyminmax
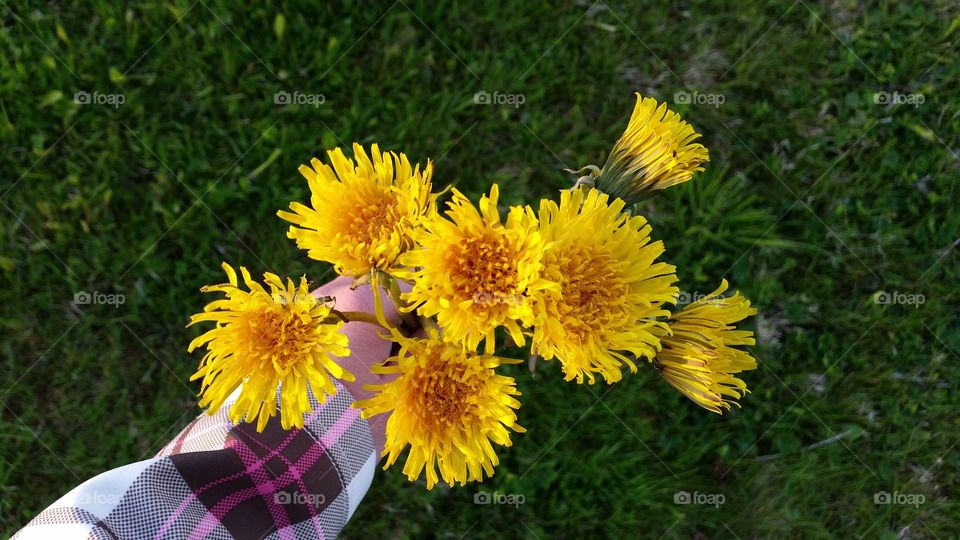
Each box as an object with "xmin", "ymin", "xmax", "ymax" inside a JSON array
[{"xmin": 2, "ymin": 1, "xmax": 959, "ymax": 538}]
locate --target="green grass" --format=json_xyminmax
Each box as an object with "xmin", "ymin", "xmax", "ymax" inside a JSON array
[{"xmin": 2, "ymin": 0, "xmax": 959, "ymax": 538}]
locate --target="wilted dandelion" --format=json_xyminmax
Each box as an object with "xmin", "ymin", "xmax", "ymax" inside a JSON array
[
  {"xmin": 653, "ymin": 279, "xmax": 758, "ymax": 413},
  {"xmin": 577, "ymin": 93, "xmax": 708, "ymax": 205}
]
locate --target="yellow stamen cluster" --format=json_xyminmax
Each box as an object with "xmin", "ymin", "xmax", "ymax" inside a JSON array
[
  {"xmin": 354, "ymin": 331, "xmax": 524, "ymax": 489},
  {"xmin": 401, "ymin": 184, "xmax": 555, "ymax": 354},
  {"xmin": 532, "ymin": 187, "xmax": 678, "ymax": 383},
  {"xmin": 277, "ymin": 143, "xmax": 435, "ymax": 277},
  {"xmin": 188, "ymin": 263, "xmax": 352, "ymax": 432}
]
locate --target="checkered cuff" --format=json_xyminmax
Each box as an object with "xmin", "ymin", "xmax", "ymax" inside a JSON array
[{"xmin": 13, "ymin": 381, "xmax": 377, "ymax": 540}]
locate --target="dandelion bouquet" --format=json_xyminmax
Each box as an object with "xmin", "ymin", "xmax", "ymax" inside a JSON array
[{"xmin": 186, "ymin": 93, "xmax": 758, "ymax": 489}]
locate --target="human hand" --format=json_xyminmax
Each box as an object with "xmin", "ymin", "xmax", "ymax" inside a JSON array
[{"xmin": 312, "ymin": 276, "xmax": 405, "ymax": 455}]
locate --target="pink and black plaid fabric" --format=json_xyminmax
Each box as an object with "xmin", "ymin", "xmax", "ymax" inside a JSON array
[{"xmin": 13, "ymin": 381, "xmax": 377, "ymax": 539}]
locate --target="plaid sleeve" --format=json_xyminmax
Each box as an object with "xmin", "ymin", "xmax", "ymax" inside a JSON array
[{"xmin": 13, "ymin": 380, "xmax": 377, "ymax": 540}]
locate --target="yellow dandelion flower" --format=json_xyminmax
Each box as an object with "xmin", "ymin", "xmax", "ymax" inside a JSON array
[
  {"xmin": 401, "ymin": 184, "xmax": 555, "ymax": 354},
  {"xmin": 653, "ymin": 279, "xmax": 758, "ymax": 413},
  {"xmin": 187, "ymin": 263, "xmax": 353, "ymax": 432},
  {"xmin": 532, "ymin": 187, "xmax": 679, "ymax": 384},
  {"xmin": 277, "ymin": 143, "xmax": 435, "ymax": 277},
  {"xmin": 587, "ymin": 92, "xmax": 708, "ymax": 205},
  {"xmin": 354, "ymin": 330, "xmax": 525, "ymax": 489}
]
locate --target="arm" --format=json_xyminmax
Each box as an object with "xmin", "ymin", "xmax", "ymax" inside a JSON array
[{"xmin": 14, "ymin": 277, "xmax": 396, "ymax": 540}]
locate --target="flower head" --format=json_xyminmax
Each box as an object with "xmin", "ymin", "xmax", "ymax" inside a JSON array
[
  {"xmin": 187, "ymin": 263, "xmax": 353, "ymax": 431},
  {"xmin": 354, "ymin": 331, "xmax": 525, "ymax": 489},
  {"xmin": 531, "ymin": 187, "xmax": 678, "ymax": 384},
  {"xmin": 591, "ymin": 93, "xmax": 708, "ymax": 205},
  {"xmin": 401, "ymin": 184, "xmax": 554, "ymax": 353},
  {"xmin": 277, "ymin": 143, "xmax": 435, "ymax": 277},
  {"xmin": 653, "ymin": 279, "xmax": 757, "ymax": 413}
]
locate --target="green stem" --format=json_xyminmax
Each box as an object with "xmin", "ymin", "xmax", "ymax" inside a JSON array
[
  {"xmin": 419, "ymin": 315, "xmax": 438, "ymax": 334},
  {"xmin": 385, "ymin": 274, "xmax": 421, "ymax": 329},
  {"xmin": 336, "ymin": 310, "xmax": 387, "ymax": 327}
]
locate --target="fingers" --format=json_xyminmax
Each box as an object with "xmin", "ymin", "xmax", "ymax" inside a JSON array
[
  {"xmin": 312, "ymin": 276, "xmax": 399, "ymax": 454},
  {"xmin": 313, "ymin": 276, "xmax": 404, "ymax": 327},
  {"xmin": 310, "ymin": 276, "xmax": 421, "ymax": 456}
]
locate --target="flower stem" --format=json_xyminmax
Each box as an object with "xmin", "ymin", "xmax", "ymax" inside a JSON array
[
  {"xmin": 385, "ymin": 273, "xmax": 421, "ymax": 329},
  {"xmin": 336, "ymin": 310, "xmax": 387, "ymax": 327}
]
